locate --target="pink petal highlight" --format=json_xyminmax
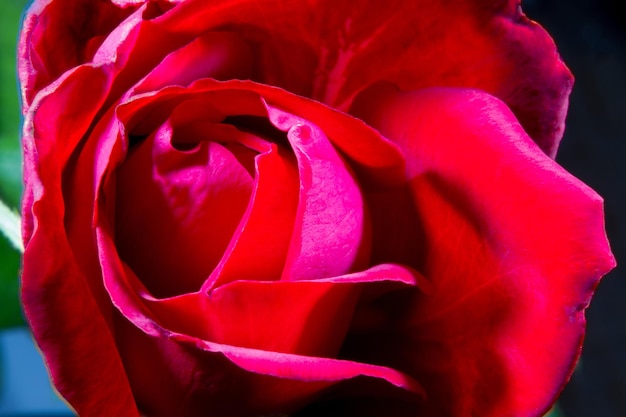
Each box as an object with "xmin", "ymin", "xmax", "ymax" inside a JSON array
[{"xmin": 265, "ymin": 103, "xmax": 370, "ymax": 281}]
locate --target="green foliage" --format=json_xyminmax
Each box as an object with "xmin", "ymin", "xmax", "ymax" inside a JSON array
[
  {"xmin": 0, "ymin": 199, "xmax": 22, "ymax": 251},
  {"xmin": 0, "ymin": 0, "xmax": 28, "ymax": 328},
  {"xmin": 545, "ymin": 404, "xmax": 563, "ymax": 417}
]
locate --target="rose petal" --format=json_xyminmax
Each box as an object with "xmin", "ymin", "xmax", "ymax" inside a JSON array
[
  {"xmin": 144, "ymin": 264, "xmax": 421, "ymax": 357},
  {"xmin": 18, "ymin": 0, "xmax": 138, "ymax": 109},
  {"xmin": 20, "ymin": 57, "xmax": 140, "ymax": 416},
  {"xmin": 350, "ymin": 85, "xmax": 616, "ymax": 416},
  {"xmin": 264, "ymin": 103, "xmax": 370, "ymax": 281},
  {"xmin": 20, "ymin": 83, "xmax": 139, "ymax": 417},
  {"xmin": 114, "ymin": 88, "xmax": 303, "ymax": 291},
  {"xmin": 97, "ymin": 202, "xmax": 426, "ymax": 414},
  {"xmin": 139, "ymin": 0, "xmax": 570, "ymax": 154},
  {"xmin": 21, "ymin": 0, "xmax": 571, "ymax": 154},
  {"xmin": 202, "ymin": 130, "xmax": 300, "ymax": 289},
  {"xmin": 363, "ymin": 185, "xmax": 425, "ymax": 268},
  {"xmin": 133, "ymin": 30, "xmax": 253, "ymax": 94},
  {"xmin": 116, "ymin": 80, "xmax": 405, "ymax": 285},
  {"xmin": 199, "ymin": 80, "xmax": 408, "ymax": 189},
  {"xmin": 115, "ymin": 118, "xmax": 255, "ymax": 297},
  {"xmin": 21, "ymin": 230, "xmax": 140, "ymax": 416},
  {"xmin": 21, "ymin": 212, "xmax": 140, "ymax": 416},
  {"xmin": 113, "ymin": 311, "xmax": 424, "ymax": 417}
]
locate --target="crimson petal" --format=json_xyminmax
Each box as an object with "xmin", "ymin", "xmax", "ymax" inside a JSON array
[
  {"xmin": 21, "ymin": 0, "xmax": 570, "ymax": 154},
  {"xmin": 351, "ymin": 85, "xmax": 615, "ymax": 416},
  {"xmin": 98, "ymin": 210, "xmax": 425, "ymax": 414},
  {"xmin": 115, "ymin": 118, "xmax": 256, "ymax": 298},
  {"xmin": 18, "ymin": 0, "xmax": 138, "ymax": 109},
  {"xmin": 114, "ymin": 311, "xmax": 424, "ymax": 417},
  {"xmin": 265, "ymin": 103, "xmax": 370, "ymax": 281}
]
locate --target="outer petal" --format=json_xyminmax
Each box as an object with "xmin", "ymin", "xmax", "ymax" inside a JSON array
[
  {"xmin": 20, "ymin": 204, "xmax": 139, "ymax": 417},
  {"xmin": 18, "ymin": 0, "xmax": 139, "ymax": 109},
  {"xmin": 19, "ymin": 22, "xmax": 254, "ymax": 407},
  {"xmin": 351, "ymin": 85, "xmax": 615, "ymax": 416},
  {"xmin": 20, "ymin": 82, "xmax": 140, "ymax": 417},
  {"xmin": 21, "ymin": 0, "xmax": 570, "ymax": 155},
  {"xmin": 112, "ymin": 310, "xmax": 424, "ymax": 417},
  {"xmin": 137, "ymin": 0, "xmax": 572, "ymax": 154},
  {"xmin": 132, "ymin": 30, "xmax": 254, "ymax": 93}
]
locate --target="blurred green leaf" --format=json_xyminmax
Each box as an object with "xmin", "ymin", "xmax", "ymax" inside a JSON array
[
  {"xmin": 0, "ymin": 236, "xmax": 22, "ymax": 328},
  {"xmin": 0, "ymin": 0, "xmax": 25, "ymax": 125},
  {"xmin": 0, "ymin": 0, "xmax": 28, "ymax": 329},
  {"xmin": 544, "ymin": 404, "xmax": 564, "ymax": 417},
  {"xmin": 0, "ymin": 198, "xmax": 22, "ymax": 252},
  {"xmin": 0, "ymin": 146, "xmax": 22, "ymax": 205}
]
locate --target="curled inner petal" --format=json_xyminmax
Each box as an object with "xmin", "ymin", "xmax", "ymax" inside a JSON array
[
  {"xmin": 115, "ymin": 116, "xmax": 257, "ymax": 298},
  {"xmin": 265, "ymin": 103, "xmax": 371, "ymax": 281}
]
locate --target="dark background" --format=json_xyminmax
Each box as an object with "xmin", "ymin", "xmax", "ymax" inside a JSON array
[{"xmin": 525, "ymin": 0, "xmax": 626, "ymax": 416}]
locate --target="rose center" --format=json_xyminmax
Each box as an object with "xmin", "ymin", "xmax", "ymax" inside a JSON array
[{"xmin": 114, "ymin": 112, "xmax": 285, "ymax": 298}]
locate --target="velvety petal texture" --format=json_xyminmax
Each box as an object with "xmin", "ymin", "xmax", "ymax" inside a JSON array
[
  {"xmin": 351, "ymin": 85, "xmax": 615, "ymax": 416},
  {"xmin": 20, "ymin": 0, "xmax": 571, "ymax": 155},
  {"xmin": 18, "ymin": 1, "xmax": 614, "ymax": 417}
]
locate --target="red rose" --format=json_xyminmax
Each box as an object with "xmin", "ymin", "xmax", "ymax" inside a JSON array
[{"xmin": 19, "ymin": 1, "xmax": 615, "ymax": 416}]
